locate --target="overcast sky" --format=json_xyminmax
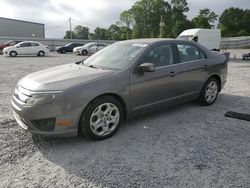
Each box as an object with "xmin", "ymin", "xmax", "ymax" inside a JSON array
[{"xmin": 0, "ymin": 0, "xmax": 249, "ymax": 38}]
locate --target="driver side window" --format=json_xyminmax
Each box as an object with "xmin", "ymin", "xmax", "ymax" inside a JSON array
[
  {"xmin": 141, "ymin": 44, "xmax": 174, "ymax": 68},
  {"xmin": 19, "ymin": 43, "xmax": 31, "ymax": 47}
]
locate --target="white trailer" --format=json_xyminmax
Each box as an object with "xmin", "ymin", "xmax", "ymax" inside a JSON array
[{"xmin": 177, "ymin": 29, "xmax": 221, "ymax": 51}]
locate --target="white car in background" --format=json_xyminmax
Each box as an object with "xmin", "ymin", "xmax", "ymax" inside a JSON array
[
  {"xmin": 3, "ymin": 41, "xmax": 50, "ymax": 57},
  {"xmin": 73, "ymin": 42, "xmax": 106, "ymax": 56}
]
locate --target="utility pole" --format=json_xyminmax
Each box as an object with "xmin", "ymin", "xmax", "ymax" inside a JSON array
[
  {"xmin": 69, "ymin": 17, "xmax": 72, "ymax": 39},
  {"xmin": 159, "ymin": 15, "xmax": 164, "ymax": 38}
]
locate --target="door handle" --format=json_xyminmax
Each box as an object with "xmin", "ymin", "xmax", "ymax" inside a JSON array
[
  {"xmin": 168, "ymin": 71, "xmax": 176, "ymax": 77},
  {"xmin": 204, "ymin": 64, "xmax": 208, "ymax": 70}
]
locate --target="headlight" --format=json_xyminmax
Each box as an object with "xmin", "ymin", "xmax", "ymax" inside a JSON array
[{"xmin": 26, "ymin": 93, "xmax": 58, "ymax": 105}]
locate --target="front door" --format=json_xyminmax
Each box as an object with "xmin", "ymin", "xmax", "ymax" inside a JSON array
[
  {"xmin": 130, "ymin": 43, "xmax": 179, "ymax": 111},
  {"xmin": 18, "ymin": 42, "xmax": 31, "ymax": 55}
]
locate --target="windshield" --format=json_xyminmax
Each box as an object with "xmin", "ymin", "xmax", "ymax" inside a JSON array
[
  {"xmin": 84, "ymin": 41, "xmax": 147, "ymax": 70},
  {"xmin": 177, "ymin": 35, "xmax": 193, "ymax": 41},
  {"xmin": 84, "ymin": 43, "xmax": 95, "ymax": 47},
  {"xmin": 65, "ymin": 43, "xmax": 72, "ymax": 47}
]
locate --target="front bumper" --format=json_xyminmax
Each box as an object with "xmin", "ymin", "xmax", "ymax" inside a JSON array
[
  {"xmin": 11, "ymin": 96, "xmax": 83, "ymax": 137},
  {"xmin": 73, "ymin": 50, "xmax": 81, "ymax": 55}
]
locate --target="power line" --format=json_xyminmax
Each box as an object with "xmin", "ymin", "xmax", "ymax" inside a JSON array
[
  {"xmin": 45, "ymin": 20, "xmax": 69, "ymax": 30},
  {"xmin": 71, "ymin": 18, "xmax": 98, "ymax": 28}
]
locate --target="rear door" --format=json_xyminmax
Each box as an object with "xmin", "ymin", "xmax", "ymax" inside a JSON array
[
  {"xmin": 30, "ymin": 42, "xmax": 40, "ymax": 54},
  {"xmin": 172, "ymin": 43, "xmax": 208, "ymax": 97},
  {"xmin": 97, "ymin": 43, "xmax": 105, "ymax": 51},
  {"xmin": 89, "ymin": 43, "xmax": 98, "ymax": 54}
]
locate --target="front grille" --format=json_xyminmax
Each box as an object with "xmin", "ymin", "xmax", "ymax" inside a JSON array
[{"xmin": 13, "ymin": 85, "xmax": 32, "ymax": 104}]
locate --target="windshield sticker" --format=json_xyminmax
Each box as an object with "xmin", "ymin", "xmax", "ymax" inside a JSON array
[{"xmin": 132, "ymin": 43, "xmax": 148, "ymax": 48}]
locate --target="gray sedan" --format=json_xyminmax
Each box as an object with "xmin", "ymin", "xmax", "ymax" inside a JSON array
[{"xmin": 12, "ymin": 39, "xmax": 227, "ymax": 140}]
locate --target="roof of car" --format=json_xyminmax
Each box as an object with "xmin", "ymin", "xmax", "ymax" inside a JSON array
[{"xmin": 120, "ymin": 38, "xmax": 187, "ymax": 44}]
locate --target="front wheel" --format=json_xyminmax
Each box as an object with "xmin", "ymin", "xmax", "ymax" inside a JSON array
[
  {"xmin": 79, "ymin": 96, "xmax": 123, "ymax": 140},
  {"xmin": 82, "ymin": 50, "xmax": 88, "ymax": 56},
  {"xmin": 10, "ymin": 51, "xmax": 17, "ymax": 57},
  {"xmin": 198, "ymin": 78, "xmax": 219, "ymax": 106}
]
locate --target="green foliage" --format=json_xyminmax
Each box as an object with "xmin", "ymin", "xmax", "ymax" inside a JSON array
[
  {"xmin": 63, "ymin": 2, "xmax": 250, "ymax": 40},
  {"xmin": 219, "ymin": 7, "xmax": 250, "ymax": 37},
  {"xmin": 171, "ymin": 0, "xmax": 189, "ymax": 12},
  {"xmin": 90, "ymin": 27, "xmax": 111, "ymax": 40},
  {"xmin": 192, "ymin": 8, "xmax": 218, "ymax": 29},
  {"xmin": 74, "ymin": 25, "xmax": 89, "ymax": 39},
  {"xmin": 63, "ymin": 30, "xmax": 76, "ymax": 39}
]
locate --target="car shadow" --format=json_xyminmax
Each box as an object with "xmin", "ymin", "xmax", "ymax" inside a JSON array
[{"xmin": 32, "ymin": 93, "xmax": 250, "ymax": 187}]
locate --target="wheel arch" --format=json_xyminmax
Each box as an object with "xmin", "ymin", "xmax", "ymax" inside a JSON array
[
  {"xmin": 77, "ymin": 93, "xmax": 128, "ymax": 135},
  {"xmin": 81, "ymin": 93, "xmax": 128, "ymax": 120},
  {"xmin": 206, "ymin": 74, "xmax": 222, "ymax": 92},
  {"xmin": 82, "ymin": 49, "xmax": 88, "ymax": 55},
  {"xmin": 38, "ymin": 50, "xmax": 45, "ymax": 55},
  {"xmin": 9, "ymin": 50, "xmax": 17, "ymax": 56}
]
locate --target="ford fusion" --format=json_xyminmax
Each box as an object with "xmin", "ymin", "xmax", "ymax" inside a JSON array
[{"xmin": 12, "ymin": 39, "xmax": 227, "ymax": 140}]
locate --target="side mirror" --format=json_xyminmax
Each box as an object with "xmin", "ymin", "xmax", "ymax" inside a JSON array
[
  {"xmin": 16, "ymin": 45, "xmax": 20, "ymax": 48},
  {"xmin": 138, "ymin": 63, "xmax": 155, "ymax": 72}
]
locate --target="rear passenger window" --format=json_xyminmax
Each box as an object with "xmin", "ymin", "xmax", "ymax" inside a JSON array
[
  {"xmin": 141, "ymin": 44, "xmax": 174, "ymax": 68},
  {"xmin": 31, "ymin": 43, "xmax": 39, "ymax": 46},
  {"xmin": 177, "ymin": 44, "xmax": 205, "ymax": 63}
]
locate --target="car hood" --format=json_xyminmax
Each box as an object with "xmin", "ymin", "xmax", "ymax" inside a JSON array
[
  {"xmin": 3, "ymin": 46, "xmax": 14, "ymax": 51},
  {"xmin": 18, "ymin": 63, "xmax": 114, "ymax": 91},
  {"xmin": 0, "ymin": 44, "xmax": 7, "ymax": 48},
  {"xmin": 74, "ymin": 46, "xmax": 84, "ymax": 50}
]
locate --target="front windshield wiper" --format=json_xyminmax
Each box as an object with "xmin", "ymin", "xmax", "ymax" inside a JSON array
[{"xmin": 87, "ymin": 64, "xmax": 100, "ymax": 69}]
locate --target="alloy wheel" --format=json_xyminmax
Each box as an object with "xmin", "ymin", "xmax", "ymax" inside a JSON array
[
  {"xmin": 205, "ymin": 81, "xmax": 218, "ymax": 103},
  {"xmin": 89, "ymin": 103, "xmax": 120, "ymax": 136}
]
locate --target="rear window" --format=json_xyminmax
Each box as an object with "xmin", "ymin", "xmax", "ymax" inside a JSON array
[{"xmin": 176, "ymin": 44, "xmax": 206, "ymax": 63}]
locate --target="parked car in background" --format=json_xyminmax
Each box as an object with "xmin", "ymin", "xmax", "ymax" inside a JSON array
[
  {"xmin": 177, "ymin": 29, "xmax": 221, "ymax": 51},
  {"xmin": 0, "ymin": 40, "xmax": 23, "ymax": 54},
  {"xmin": 56, "ymin": 42, "xmax": 84, "ymax": 54},
  {"xmin": 242, "ymin": 52, "xmax": 250, "ymax": 60},
  {"xmin": 12, "ymin": 39, "xmax": 227, "ymax": 140},
  {"xmin": 73, "ymin": 42, "xmax": 106, "ymax": 55},
  {"xmin": 3, "ymin": 41, "xmax": 49, "ymax": 57}
]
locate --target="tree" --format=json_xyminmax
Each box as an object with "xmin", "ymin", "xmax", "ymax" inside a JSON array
[
  {"xmin": 171, "ymin": 0, "xmax": 189, "ymax": 12},
  {"xmin": 119, "ymin": 0, "xmax": 171, "ymax": 38},
  {"xmin": 219, "ymin": 7, "xmax": 250, "ymax": 37},
  {"xmin": 192, "ymin": 8, "xmax": 218, "ymax": 29},
  {"xmin": 118, "ymin": 10, "xmax": 134, "ymax": 28},
  {"xmin": 74, "ymin": 25, "xmax": 89, "ymax": 39},
  {"xmin": 91, "ymin": 27, "xmax": 111, "ymax": 40},
  {"xmin": 63, "ymin": 30, "xmax": 76, "ymax": 39}
]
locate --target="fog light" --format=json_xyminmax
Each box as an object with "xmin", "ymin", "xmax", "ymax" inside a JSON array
[{"xmin": 31, "ymin": 118, "xmax": 56, "ymax": 131}]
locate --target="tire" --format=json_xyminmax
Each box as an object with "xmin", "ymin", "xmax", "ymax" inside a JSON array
[
  {"xmin": 61, "ymin": 49, "xmax": 66, "ymax": 54},
  {"xmin": 38, "ymin": 51, "xmax": 45, "ymax": 57},
  {"xmin": 82, "ymin": 50, "xmax": 88, "ymax": 56},
  {"xmin": 9, "ymin": 51, "xmax": 17, "ymax": 57},
  {"xmin": 79, "ymin": 96, "xmax": 123, "ymax": 140},
  {"xmin": 198, "ymin": 77, "xmax": 219, "ymax": 106}
]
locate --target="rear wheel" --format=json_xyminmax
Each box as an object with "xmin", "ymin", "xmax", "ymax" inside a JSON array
[
  {"xmin": 79, "ymin": 96, "xmax": 123, "ymax": 140},
  {"xmin": 198, "ymin": 78, "xmax": 219, "ymax": 106},
  {"xmin": 82, "ymin": 50, "xmax": 88, "ymax": 56},
  {"xmin": 38, "ymin": 51, "xmax": 45, "ymax": 56},
  {"xmin": 10, "ymin": 51, "xmax": 17, "ymax": 57}
]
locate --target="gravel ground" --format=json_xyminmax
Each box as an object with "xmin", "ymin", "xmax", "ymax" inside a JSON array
[{"xmin": 0, "ymin": 53, "xmax": 250, "ymax": 188}]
